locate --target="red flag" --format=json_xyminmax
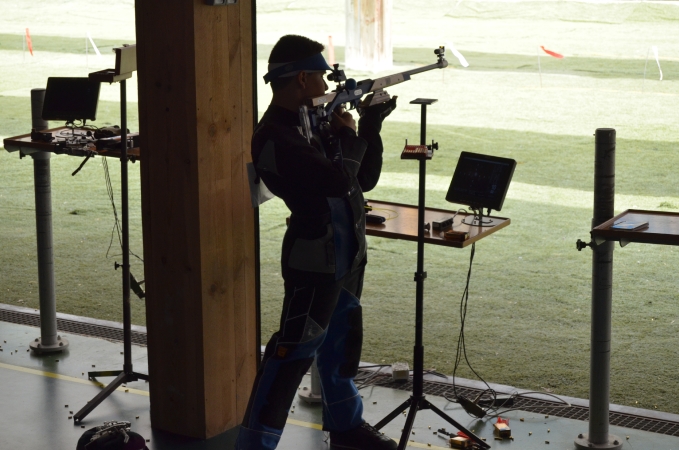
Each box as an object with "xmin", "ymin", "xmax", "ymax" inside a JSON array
[
  {"xmin": 25, "ymin": 28, "xmax": 33, "ymax": 56},
  {"xmin": 540, "ymin": 46, "xmax": 563, "ymax": 59}
]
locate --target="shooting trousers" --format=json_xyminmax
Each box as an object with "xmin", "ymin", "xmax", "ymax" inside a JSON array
[{"xmin": 236, "ymin": 267, "xmax": 365, "ymax": 450}]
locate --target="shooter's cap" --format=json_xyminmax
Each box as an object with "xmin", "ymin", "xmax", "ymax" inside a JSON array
[{"xmin": 263, "ymin": 52, "xmax": 332, "ymax": 84}]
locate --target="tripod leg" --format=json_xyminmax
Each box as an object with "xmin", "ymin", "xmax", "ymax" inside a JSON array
[
  {"xmin": 132, "ymin": 372, "xmax": 150, "ymax": 382},
  {"xmin": 73, "ymin": 372, "xmax": 127, "ymax": 423},
  {"xmin": 88, "ymin": 370, "xmax": 123, "ymax": 380},
  {"xmin": 374, "ymin": 398, "xmax": 412, "ymax": 430},
  {"xmin": 425, "ymin": 399, "xmax": 490, "ymax": 449},
  {"xmin": 397, "ymin": 399, "xmax": 420, "ymax": 450}
]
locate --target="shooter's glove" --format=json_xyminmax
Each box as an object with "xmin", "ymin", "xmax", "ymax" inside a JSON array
[{"xmin": 357, "ymin": 95, "xmax": 398, "ymax": 122}]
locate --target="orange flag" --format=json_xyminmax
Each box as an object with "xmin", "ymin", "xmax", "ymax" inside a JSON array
[
  {"xmin": 540, "ymin": 46, "xmax": 563, "ymax": 59},
  {"xmin": 25, "ymin": 28, "xmax": 33, "ymax": 56}
]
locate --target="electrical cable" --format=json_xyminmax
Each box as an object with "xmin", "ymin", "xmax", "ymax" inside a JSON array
[
  {"xmin": 444, "ymin": 209, "xmax": 500, "ymax": 417},
  {"xmin": 483, "ymin": 391, "xmax": 572, "ymax": 418},
  {"xmin": 422, "ymin": 368, "xmax": 449, "ymax": 379},
  {"xmin": 354, "ymin": 364, "xmax": 391, "ymax": 390},
  {"xmin": 440, "ymin": 224, "xmax": 573, "ymax": 419},
  {"xmin": 452, "ymin": 240, "xmax": 491, "ymax": 394},
  {"xmin": 102, "ymin": 156, "xmax": 143, "ymax": 263},
  {"xmin": 448, "ymin": 208, "xmax": 467, "ymax": 229}
]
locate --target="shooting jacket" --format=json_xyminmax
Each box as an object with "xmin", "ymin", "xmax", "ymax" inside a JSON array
[{"xmin": 252, "ymin": 104, "xmax": 385, "ymax": 283}]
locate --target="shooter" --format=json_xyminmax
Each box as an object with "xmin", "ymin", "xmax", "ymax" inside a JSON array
[{"xmin": 238, "ymin": 34, "xmax": 447, "ymax": 450}]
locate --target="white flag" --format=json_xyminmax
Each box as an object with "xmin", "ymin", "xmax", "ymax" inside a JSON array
[
  {"xmin": 87, "ymin": 31, "xmax": 101, "ymax": 57},
  {"xmin": 651, "ymin": 46, "xmax": 663, "ymax": 81},
  {"xmin": 446, "ymin": 41, "xmax": 469, "ymax": 68}
]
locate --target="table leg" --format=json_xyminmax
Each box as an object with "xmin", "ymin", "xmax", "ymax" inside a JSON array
[{"xmin": 28, "ymin": 151, "xmax": 68, "ymax": 354}]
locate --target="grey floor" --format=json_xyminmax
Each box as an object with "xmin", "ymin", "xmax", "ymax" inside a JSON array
[{"xmin": 1, "ymin": 321, "xmax": 678, "ymax": 450}]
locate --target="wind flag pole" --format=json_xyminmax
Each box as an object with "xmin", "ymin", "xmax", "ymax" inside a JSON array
[
  {"xmin": 85, "ymin": 31, "xmax": 101, "ymax": 69},
  {"xmin": 446, "ymin": 42, "xmax": 469, "ymax": 67},
  {"xmin": 87, "ymin": 32, "xmax": 101, "ymax": 57},
  {"xmin": 445, "ymin": 41, "xmax": 469, "ymax": 84},
  {"xmin": 653, "ymin": 46, "xmax": 663, "ymax": 82},
  {"xmin": 538, "ymin": 46, "xmax": 542, "ymax": 88},
  {"xmin": 653, "ymin": 46, "xmax": 662, "ymax": 81},
  {"xmin": 644, "ymin": 45, "xmax": 662, "ymax": 90}
]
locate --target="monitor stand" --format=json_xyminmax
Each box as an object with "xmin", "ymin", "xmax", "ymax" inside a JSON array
[{"xmin": 462, "ymin": 210, "xmax": 502, "ymax": 227}]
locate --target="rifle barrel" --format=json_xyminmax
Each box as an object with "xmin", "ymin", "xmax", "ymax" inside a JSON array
[
  {"xmin": 402, "ymin": 60, "xmax": 448, "ymax": 79},
  {"xmin": 305, "ymin": 55, "xmax": 448, "ymax": 109}
]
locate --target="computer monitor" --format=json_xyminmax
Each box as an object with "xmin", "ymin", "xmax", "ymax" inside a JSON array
[
  {"xmin": 445, "ymin": 151, "xmax": 516, "ymax": 225},
  {"xmin": 41, "ymin": 77, "xmax": 101, "ymax": 123}
]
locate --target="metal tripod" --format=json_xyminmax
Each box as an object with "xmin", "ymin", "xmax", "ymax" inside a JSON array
[
  {"xmin": 74, "ymin": 77, "xmax": 149, "ymax": 423},
  {"xmin": 373, "ymin": 98, "xmax": 489, "ymax": 450}
]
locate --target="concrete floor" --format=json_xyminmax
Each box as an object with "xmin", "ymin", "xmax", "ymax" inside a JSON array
[{"xmin": 1, "ymin": 320, "xmax": 678, "ymax": 450}]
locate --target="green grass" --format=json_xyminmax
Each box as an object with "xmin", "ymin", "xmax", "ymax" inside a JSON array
[
  {"xmin": 0, "ymin": 92, "xmax": 142, "ymax": 323},
  {"xmin": 394, "ymin": 48, "xmax": 678, "ymax": 80},
  {"xmin": 0, "ymin": 33, "xmax": 135, "ymax": 55},
  {"xmin": 317, "ymin": 44, "xmax": 679, "ymax": 81},
  {"xmin": 445, "ymin": 1, "xmax": 679, "ymax": 24},
  {"xmin": 257, "ymin": 120, "xmax": 679, "ymax": 412},
  {"xmin": 0, "ymin": 109, "xmax": 144, "ymax": 323},
  {"xmin": 2, "ymin": 0, "xmax": 679, "ymax": 416}
]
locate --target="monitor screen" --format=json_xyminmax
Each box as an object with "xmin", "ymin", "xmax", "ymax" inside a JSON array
[
  {"xmin": 445, "ymin": 151, "xmax": 517, "ymax": 212},
  {"xmin": 41, "ymin": 77, "xmax": 101, "ymax": 123}
]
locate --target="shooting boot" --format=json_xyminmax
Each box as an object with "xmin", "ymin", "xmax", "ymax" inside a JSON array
[{"xmin": 329, "ymin": 422, "xmax": 398, "ymax": 450}]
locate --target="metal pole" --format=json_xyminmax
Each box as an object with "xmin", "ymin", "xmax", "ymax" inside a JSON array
[
  {"xmin": 74, "ymin": 74, "xmax": 148, "ymax": 424},
  {"xmin": 413, "ymin": 103, "xmax": 427, "ymax": 399},
  {"xmin": 298, "ymin": 360, "xmax": 322, "ymax": 403},
  {"xmin": 28, "ymin": 89, "xmax": 68, "ymax": 354},
  {"xmin": 575, "ymin": 128, "xmax": 621, "ymax": 450},
  {"xmin": 538, "ymin": 47, "xmax": 543, "ymax": 88},
  {"xmin": 397, "ymin": 102, "xmax": 429, "ymax": 450},
  {"xmin": 120, "ymin": 79, "xmax": 133, "ymax": 374}
]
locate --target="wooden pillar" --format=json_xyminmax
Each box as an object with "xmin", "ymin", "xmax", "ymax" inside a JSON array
[
  {"xmin": 345, "ymin": 0, "xmax": 393, "ymax": 72},
  {"xmin": 135, "ymin": 0, "xmax": 257, "ymax": 439}
]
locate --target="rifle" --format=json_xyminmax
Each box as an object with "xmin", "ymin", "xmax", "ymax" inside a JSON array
[{"xmin": 298, "ymin": 46, "xmax": 448, "ymax": 143}]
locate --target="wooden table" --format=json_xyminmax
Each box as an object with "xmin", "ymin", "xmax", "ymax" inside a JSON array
[
  {"xmin": 591, "ymin": 209, "xmax": 679, "ymax": 246},
  {"xmin": 3, "ymin": 127, "xmax": 140, "ymax": 160},
  {"xmin": 2, "ymin": 126, "xmax": 139, "ymax": 355},
  {"xmin": 584, "ymin": 208, "xmax": 679, "ymax": 448},
  {"xmin": 365, "ymin": 199, "xmax": 510, "ymax": 248}
]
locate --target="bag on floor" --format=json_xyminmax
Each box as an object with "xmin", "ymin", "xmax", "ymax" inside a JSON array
[{"xmin": 76, "ymin": 421, "xmax": 148, "ymax": 450}]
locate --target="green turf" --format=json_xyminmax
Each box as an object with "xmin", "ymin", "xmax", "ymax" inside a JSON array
[
  {"xmin": 0, "ymin": 93, "xmax": 142, "ymax": 323},
  {"xmin": 2, "ymin": 0, "xmax": 679, "ymax": 416},
  {"xmin": 446, "ymin": 1, "xmax": 679, "ymax": 23},
  {"xmin": 0, "ymin": 33, "xmax": 135, "ymax": 55},
  {"xmin": 394, "ymin": 47, "xmax": 678, "ymax": 80},
  {"xmin": 266, "ymin": 44, "xmax": 678, "ymax": 82},
  {"xmin": 257, "ymin": 120, "xmax": 679, "ymax": 412}
]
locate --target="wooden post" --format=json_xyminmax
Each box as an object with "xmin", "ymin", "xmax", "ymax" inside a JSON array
[
  {"xmin": 345, "ymin": 0, "xmax": 393, "ymax": 72},
  {"xmin": 135, "ymin": 0, "xmax": 257, "ymax": 439}
]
